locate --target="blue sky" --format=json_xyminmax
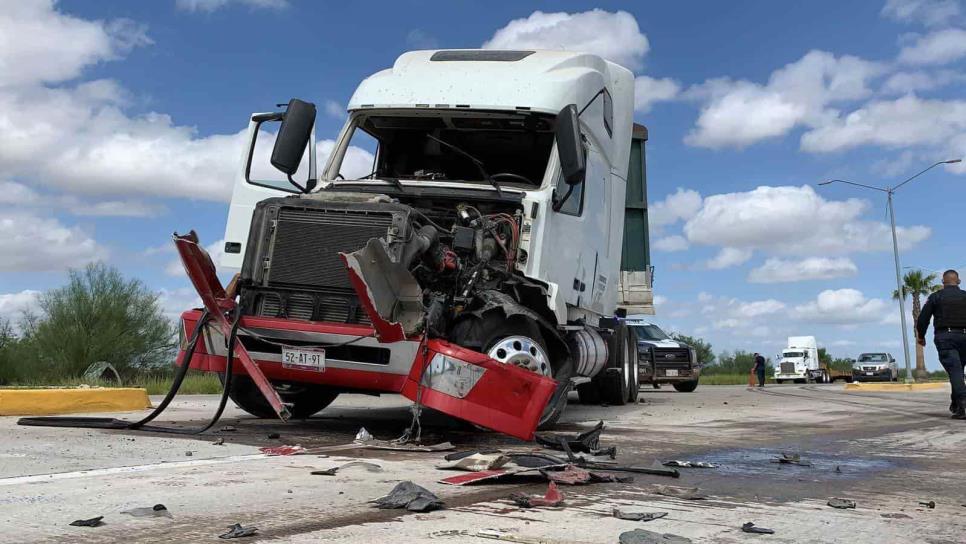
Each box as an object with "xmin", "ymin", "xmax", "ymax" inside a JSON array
[{"xmin": 2, "ymin": 0, "xmax": 965, "ymax": 369}]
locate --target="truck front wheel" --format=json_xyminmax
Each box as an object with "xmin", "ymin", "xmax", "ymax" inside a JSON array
[
  {"xmin": 673, "ymin": 379, "xmax": 699, "ymax": 393},
  {"xmin": 219, "ymin": 374, "xmax": 339, "ymax": 419}
]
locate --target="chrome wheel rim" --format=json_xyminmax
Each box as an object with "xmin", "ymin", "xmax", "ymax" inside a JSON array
[{"xmin": 487, "ymin": 335, "xmax": 552, "ymax": 377}]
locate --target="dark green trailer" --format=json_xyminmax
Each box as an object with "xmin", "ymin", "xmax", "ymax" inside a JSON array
[{"xmin": 618, "ymin": 123, "xmax": 654, "ymax": 315}]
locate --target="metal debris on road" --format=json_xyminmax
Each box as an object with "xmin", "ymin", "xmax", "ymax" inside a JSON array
[
  {"xmin": 355, "ymin": 427, "xmax": 374, "ymax": 442},
  {"xmin": 212, "ymin": 437, "xmax": 225, "ymax": 446},
  {"xmin": 509, "ymin": 481, "xmax": 564, "ymax": 508},
  {"xmin": 438, "ymin": 452, "xmax": 510, "ymax": 471},
  {"xmin": 371, "ymin": 481, "xmax": 444, "ymax": 512},
  {"xmin": 69, "ymin": 516, "xmax": 104, "ymax": 527},
  {"xmin": 534, "ymin": 420, "xmax": 610, "ymax": 455},
  {"xmin": 618, "ymin": 528, "xmax": 693, "ymax": 544},
  {"xmin": 220, "ymin": 425, "xmax": 237, "ymax": 432},
  {"xmin": 438, "ymin": 467, "xmax": 538, "ymax": 486},
  {"xmin": 772, "ymin": 453, "xmax": 811, "ymax": 467},
  {"xmin": 259, "ymin": 445, "xmax": 306, "ymax": 456},
  {"xmin": 881, "ymin": 513, "xmax": 912, "ymax": 519},
  {"xmin": 267, "ymin": 432, "xmax": 281, "ymax": 439},
  {"xmin": 662, "ymin": 460, "xmax": 717, "ymax": 469},
  {"xmin": 219, "ymin": 523, "xmax": 258, "ymax": 539},
  {"xmin": 185, "ymin": 451, "xmax": 192, "ymax": 457},
  {"xmin": 919, "ymin": 500, "xmax": 936, "ymax": 509},
  {"xmin": 121, "ymin": 504, "xmax": 172, "ymax": 518},
  {"xmin": 827, "ymin": 498, "xmax": 856, "ymax": 509},
  {"xmin": 310, "ymin": 461, "xmax": 383, "ymax": 476},
  {"xmin": 613, "ymin": 509, "xmax": 668, "ymax": 522},
  {"xmin": 741, "ymin": 522, "xmax": 775, "ymax": 535},
  {"xmin": 444, "ymin": 449, "xmax": 502, "ymax": 462},
  {"xmin": 353, "ymin": 426, "xmax": 453, "ymax": 452},
  {"xmin": 649, "ymin": 485, "xmax": 707, "ymax": 500}
]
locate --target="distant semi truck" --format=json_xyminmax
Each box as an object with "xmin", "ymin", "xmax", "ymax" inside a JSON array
[{"xmin": 773, "ymin": 336, "xmax": 851, "ymax": 384}]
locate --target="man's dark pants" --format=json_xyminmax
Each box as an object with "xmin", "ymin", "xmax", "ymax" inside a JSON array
[
  {"xmin": 756, "ymin": 368, "xmax": 766, "ymax": 387},
  {"xmin": 935, "ymin": 331, "xmax": 966, "ymax": 410}
]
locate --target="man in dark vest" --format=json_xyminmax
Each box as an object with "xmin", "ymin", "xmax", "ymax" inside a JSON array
[
  {"xmin": 753, "ymin": 352, "xmax": 766, "ymax": 388},
  {"xmin": 916, "ymin": 269, "xmax": 966, "ymax": 419}
]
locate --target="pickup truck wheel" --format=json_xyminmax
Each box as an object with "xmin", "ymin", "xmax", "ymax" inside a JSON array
[
  {"xmin": 218, "ymin": 374, "xmax": 339, "ymax": 419},
  {"xmin": 455, "ymin": 314, "xmax": 573, "ymax": 429},
  {"xmin": 673, "ymin": 379, "xmax": 699, "ymax": 393},
  {"xmin": 595, "ymin": 324, "xmax": 634, "ymax": 406}
]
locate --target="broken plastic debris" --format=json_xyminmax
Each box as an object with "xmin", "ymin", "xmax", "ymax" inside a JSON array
[
  {"xmin": 220, "ymin": 425, "xmax": 237, "ymax": 432},
  {"xmin": 772, "ymin": 453, "xmax": 811, "ymax": 467},
  {"xmin": 919, "ymin": 500, "xmax": 936, "ymax": 509},
  {"xmin": 212, "ymin": 437, "xmax": 225, "ymax": 446},
  {"xmin": 613, "ymin": 509, "xmax": 668, "ymax": 522},
  {"xmin": 371, "ymin": 481, "xmax": 443, "ymax": 512},
  {"xmin": 259, "ymin": 445, "xmax": 305, "ymax": 456},
  {"xmin": 662, "ymin": 460, "xmax": 717, "ymax": 469},
  {"xmin": 650, "ymin": 485, "xmax": 707, "ymax": 500},
  {"xmin": 509, "ymin": 481, "xmax": 564, "ymax": 508},
  {"xmin": 69, "ymin": 516, "xmax": 104, "ymax": 527},
  {"xmin": 121, "ymin": 504, "xmax": 172, "ymax": 518},
  {"xmin": 438, "ymin": 452, "xmax": 509, "ymax": 472},
  {"xmin": 311, "ymin": 461, "xmax": 383, "ymax": 476},
  {"xmin": 618, "ymin": 528, "xmax": 693, "ymax": 544},
  {"xmin": 827, "ymin": 498, "xmax": 856, "ymax": 509},
  {"xmin": 534, "ymin": 420, "xmax": 607, "ymax": 454},
  {"xmin": 881, "ymin": 513, "xmax": 912, "ymax": 519},
  {"xmin": 443, "ymin": 449, "xmax": 502, "ymax": 462},
  {"xmin": 354, "ymin": 427, "xmax": 374, "ymax": 442},
  {"xmin": 219, "ymin": 523, "xmax": 258, "ymax": 539},
  {"xmin": 741, "ymin": 522, "xmax": 775, "ymax": 535}
]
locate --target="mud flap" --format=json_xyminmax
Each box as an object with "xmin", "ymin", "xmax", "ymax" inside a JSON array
[
  {"xmin": 340, "ymin": 240, "xmax": 424, "ymax": 342},
  {"xmin": 173, "ymin": 231, "xmax": 290, "ymax": 421},
  {"xmin": 401, "ymin": 340, "xmax": 557, "ymax": 441}
]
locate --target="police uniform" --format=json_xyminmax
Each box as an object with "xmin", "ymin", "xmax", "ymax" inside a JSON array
[{"xmin": 916, "ymin": 285, "xmax": 966, "ymax": 416}]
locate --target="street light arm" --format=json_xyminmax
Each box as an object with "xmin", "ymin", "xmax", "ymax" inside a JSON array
[
  {"xmin": 819, "ymin": 179, "xmax": 888, "ymax": 192},
  {"xmin": 893, "ymin": 159, "xmax": 961, "ymax": 192}
]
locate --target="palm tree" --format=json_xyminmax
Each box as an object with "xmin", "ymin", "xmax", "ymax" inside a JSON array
[{"xmin": 893, "ymin": 270, "xmax": 942, "ymax": 380}]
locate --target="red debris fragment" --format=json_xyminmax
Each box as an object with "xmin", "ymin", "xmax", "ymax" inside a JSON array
[
  {"xmin": 259, "ymin": 445, "xmax": 306, "ymax": 456},
  {"xmin": 510, "ymin": 482, "xmax": 564, "ymax": 508}
]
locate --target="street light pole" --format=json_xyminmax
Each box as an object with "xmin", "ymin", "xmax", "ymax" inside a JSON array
[{"xmin": 819, "ymin": 159, "xmax": 961, "ymax": 384}]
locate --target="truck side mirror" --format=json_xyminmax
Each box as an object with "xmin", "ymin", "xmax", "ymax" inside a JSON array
[
  {"xmin": 555, "ymin": 104, "xmax": 585, "ymax": 186},
  {"xmin": 271, "ymin": 98, "xmax": 316, "ymax": 177}
]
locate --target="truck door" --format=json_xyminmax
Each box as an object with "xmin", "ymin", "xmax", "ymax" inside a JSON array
[{"xmin": 221, "ymin": 113, "xmax": 318, "ymax": 269}]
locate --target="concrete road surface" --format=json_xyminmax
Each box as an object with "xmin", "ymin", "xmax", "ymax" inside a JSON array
[{"xmin": 2, "ymin": 384, "xmax": 965, "ymax": 543}]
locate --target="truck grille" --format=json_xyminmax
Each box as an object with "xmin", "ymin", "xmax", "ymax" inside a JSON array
[
  {"xmin": 653, "ymin": 348, "xmax": 690, "ymax": 364},
  {"xmin": 780, "ymin": 362, "xmax": 796, "ymax": 374},
  {"xmin": 269, "ymin": 208, "xmax": 394, "ymax": 289}
]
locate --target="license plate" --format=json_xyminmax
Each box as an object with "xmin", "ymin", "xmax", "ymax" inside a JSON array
[
  {"xmin": 665, "ymin": 369, "xmax": 679, "ymax": 377},
  {"xmin": 865, "ymin": 372, "xmax": 873, "ymax": 376},
  {"xmin": 281, "ymin": 348, "xmax": 326, "ymax": 372}
]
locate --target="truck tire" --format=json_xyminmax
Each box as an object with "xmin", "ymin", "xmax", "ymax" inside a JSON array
[
  {"xmin": 453, "ymin": 314, "xmax": 573, "ymax": 429},
  {"xmin": 595, "ymin": 323, "xmax": 636, "ymax": 406},
  {"xmin": 219, "ymin": 374, "xmax": 339, "ymax": 419},
  {"xmin": 626, "ymin": 327, "xmax": 641, "ymax": 403},
  {"xmin": 576, "ymin": 382, "xmax": 601, "ymax": 404},
  {"xmin": 673, "ymin": 379, "xmax": 699, "ymax": 393}
]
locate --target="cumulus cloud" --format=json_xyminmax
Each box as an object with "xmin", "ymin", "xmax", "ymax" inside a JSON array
[
  {"xmin": 653, "ymin": 235, "xmax": 689, "ymax": 252},
  {"xmin": 0, "ymin": 211, "xmax": 106, "ymax": 272},
  {"xmin": 166, "ymin": 239, "xmax": 226, "ymax": 276},
  {"xmin": 698, "ymin": 293, "xmax": 786, "ymax": 331},
  {"xmin": 649, "ymin": 188, "xmax": 703, "ymax": 230},
  {"xmin": 881, "ymin": 69, "xmax": 966, "ymax": 93},
  {"xmin": 323, "ymin": 100, "xmax": 345, "ymax": 119},
  {"xmin": 0, "ymin": 290, "xmax": 40, "ymax": 326},
  {"xmin": 706, "ymin": 247, "xmax": 753, "ymax": 269},
  {"xmin": 898, "ymin": 28, "xmax": 966, "ymax": 64},
  {"xmin": 634, "ymin": 75, "xmax": 680, "ymax": 113},
  {"xmin": 175, "ymin": 0, "xmax": 289, "ymax": 12},
  {"xmin": 0, "ymin": 180, "xmax": 165, "ymax": 217},
  {"xmin": 882, "ymin": 0, "xmax": 963, "ymax": 26},
  {"xmin": 683, "ymin": 185, "xmax": 931, "ymax": 255},
  {"xmin": 684, "ymin": 51, "xmax": 885, "ymax": 149},
  {"xmin": 482, "ymin": 9, "xmax": 650, "ymax": 70},
  {"xmin": 748, "ymin": 257, "xmax": 859, "ymax": 283},
  {"xmin": 794, "ymin": 288, "xmax": 891, "ymax": 324}
]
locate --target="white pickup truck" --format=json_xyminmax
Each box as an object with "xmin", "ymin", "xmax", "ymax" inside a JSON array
[{"xmin": 175, "ymin": 49, "xmax": 656, "ymax": 438}]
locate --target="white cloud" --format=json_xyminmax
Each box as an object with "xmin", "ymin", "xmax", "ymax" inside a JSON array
[
  {"xmin": 0, "ymin": 181, "xmax": 164, "ymax": 217},
  {"xmin": 683, "ymin": 185, "xmax": 931, "ymax": 255},
  {"xmin": 156, "ymin": 287, "xmax": 201, "ymax": 322},
  {"xmin": 653, "ymin": 235, "xmax": 689, "ymax": 252},
  {"xmin": 699, "ymin": 293, "xmax": 786, "ymax": 331},
  {"xmin": 882, "ymin": 70, "xmax": 966, "ymax": 93},
  {"xmin": 685, "ymin": 51, "xmax": 885, "ymax": 149},
  {"xmin": 706, "ymin": 247, "xmax": 753, "ymax": 269},
  {"xmin": 166, "ymin": 239, "xmax": 225, "ymax": 276},
  {"xmin": 748, "ymin": 257, "xmax": 859, "ymax": 283},
  {"xmin": 0, "ymin": 290, "xmax": 40, "ymax": 326},
  {"xmin": 406, "ymin": 29, "xmax": 439, "ymax": 50},
  {"xmin": 323, "ymin": 100, "xmax": 345, "ymax": 119},
  {"xmin": 898, "ymin": 28, "xmax": 966, "ymax": 64},
  {"xmin": 794, "ymin": 288, "xmax": 891, "ymax": 324},
  {"xmin": 175, "ymin": 0, "xmax": 289, "ymax": 13},
  {"xmin": 634, "ymin": 75, "xmax": 680, "ymax": 113},
  {"xmin": 653, "ymin": 295, "xmax": 668, "ymax": 306},
  {"xmin": 649, "ymin": 188, "xmax": 703, "ymax": 229},
  {"xmin": 482, "ymin": 10, "xmax": 650, "ymax": 70},
  {"xmin": 0, "ymin": 211, "xmax": 106, "ymax": 272},
  {"xmin": 882, "ymin": 0, "xmax": 962, "ymax": 26}
]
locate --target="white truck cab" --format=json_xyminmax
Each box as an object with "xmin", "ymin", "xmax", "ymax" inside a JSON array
[{"xmin": 775, "ymin": 336, "xmax": 823, "ymax": 384}]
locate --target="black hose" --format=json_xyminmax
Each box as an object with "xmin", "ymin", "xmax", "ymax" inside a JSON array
[{"xmin": 18, "ymin": 309, "xmax": 243, "ymax": 435}]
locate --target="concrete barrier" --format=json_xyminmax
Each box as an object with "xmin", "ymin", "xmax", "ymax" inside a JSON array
[
  {"xmin": 844, "ymin": 382, "xmax": 946, "ymax": 392},
  {"xmin": 0, "ymin": 388, "xmax": 151, "ymax": 416}
]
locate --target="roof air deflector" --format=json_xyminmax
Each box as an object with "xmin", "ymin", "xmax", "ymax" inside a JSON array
[{"xmin": 430, "ymin": 50, "xmax": 535, "ymax": 62}]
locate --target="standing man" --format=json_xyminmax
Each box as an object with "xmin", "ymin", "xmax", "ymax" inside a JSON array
[
  {"xmin": 916, "ymin": 269, "xmax": 966, "ymax": 420},
  {"xmin": 753, "ymin": 352, "xmax": 766, "ymax": 388}
]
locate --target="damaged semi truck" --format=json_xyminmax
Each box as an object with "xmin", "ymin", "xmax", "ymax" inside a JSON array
[{"xmin": 176, "ymin": 50, "xmax": 655, "ymax": 440}]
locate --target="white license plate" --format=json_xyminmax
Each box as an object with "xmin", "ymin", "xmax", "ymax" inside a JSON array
[
  {"xmin": 281, "ymin": 348, "xmax": 326, "ymax": 372},
  {"xmin": 865, "ymin": 372, "xmax": 874, "ymax": 376},
  {"xmin": 665, "ymin": 369, "xmax": 679, "ymax": 377}
]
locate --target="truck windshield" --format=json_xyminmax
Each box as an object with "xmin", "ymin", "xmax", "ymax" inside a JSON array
[
  {"xmin": 630, "ymin": 324, "xmax": 669, "ymax": 341},
  {"xmin": 784, "ymin": 352, "xmax": 804, "ymax": 358},
  {"xmin": 329, "ymin": 110, "xmax": 555, "ymax": 188},
  {"xmin": 858, "ymin": 353, "xmax": 887, "ymax": 362}
]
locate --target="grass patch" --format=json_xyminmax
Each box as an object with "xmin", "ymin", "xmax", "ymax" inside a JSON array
[
  {"xmin": 2, "ymin": 371, "xmax": 223, "ymax": 395},
  {"xmin": 700, "ymin": 374, "xmax": 759, "ymax": 385}
]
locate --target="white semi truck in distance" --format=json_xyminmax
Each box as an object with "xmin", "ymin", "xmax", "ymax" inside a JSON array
[
  {"xmin": 774, "ymin": 336, "xmax": 822, "ymax": 384},
  {"xmin": 175, "ymin": 49, "xmax": 656, "ymax": 439}
]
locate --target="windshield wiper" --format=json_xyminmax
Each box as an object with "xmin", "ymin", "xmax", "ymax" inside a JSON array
[
  {"xmin": 425, "ymin": 134, "xmax": 502, "ymax": 196},
  {"xmin": 349, "ymin": 169, "xmax": 405, "ymax": 192}
]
